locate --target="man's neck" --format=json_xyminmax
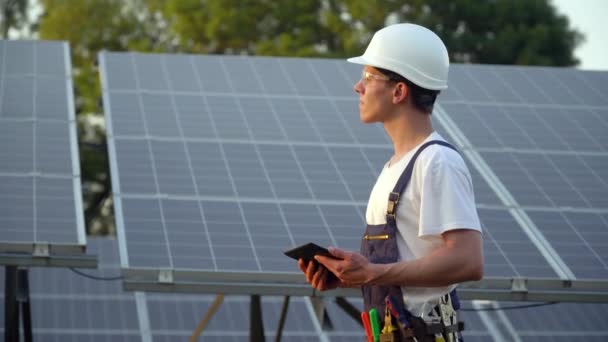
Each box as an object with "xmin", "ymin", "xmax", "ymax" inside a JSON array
[{"xmin": 384, "ymin": 109, "xmax": 434, "ymax": 160}]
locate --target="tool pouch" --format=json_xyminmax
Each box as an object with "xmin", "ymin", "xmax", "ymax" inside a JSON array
[
  {"xmin": 368, "ymin": 313, "xmax": 463, "ymax": 342},
  {"xmin": 374, "ymin": 291, "xmax": 464, "ymax": 342},
  {"xmin": 406, "ymin": 316, "xmax": 464, "ymax": 342}
]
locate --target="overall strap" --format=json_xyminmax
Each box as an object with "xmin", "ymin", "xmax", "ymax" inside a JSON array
[{"xmin": 386, "ymin": 140, "xmax": 457, "ymax": 223}]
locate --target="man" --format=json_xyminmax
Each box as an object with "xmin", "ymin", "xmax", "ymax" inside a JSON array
[{"xmin": 298, "ymin": 23, "xmax": 483, "ymax": 341}]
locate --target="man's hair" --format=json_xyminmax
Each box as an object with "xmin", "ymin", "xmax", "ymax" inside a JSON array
[{"xmin": 376, "ymin": 67, "xmax": 440, "ymax": 114}]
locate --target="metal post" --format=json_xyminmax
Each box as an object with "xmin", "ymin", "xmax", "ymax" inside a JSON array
[
  {"xmin": 5, "ymin": 266, "xmax": 19, "ymax": 342},
  {"xmin": 18, "ymin": 269, "xmax": 33, "ymax": 342},
  {"xmin": 250, "ymin": 295, "xmax": 265, "ymax": 342},
  {"xmin": 335, "ymin": 297, "xmax": 363, "ymax": 327},
  {"xmin": 309, "ymin": 297, "xmax": 333, "ymax": 331},
  {"xmin": 274, "ymin": 296, "xmax": 290, "ymax": 342}
]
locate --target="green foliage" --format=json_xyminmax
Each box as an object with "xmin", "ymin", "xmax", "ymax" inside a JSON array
[
  {"xmin": 393, "ymin": 0, "xmax": 583, "ymax": 66},
  {"xmin": 150, "ymin": 0, "xmax": 324, "ymax": 56},
  {"xmin": 1, "ymin": 0, "xmax": 29, "ymax": 38}
]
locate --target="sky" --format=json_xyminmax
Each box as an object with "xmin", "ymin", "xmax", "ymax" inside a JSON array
[{"xmin": 552, "ymin": 0, "xmax": 608, "ymax": 70}]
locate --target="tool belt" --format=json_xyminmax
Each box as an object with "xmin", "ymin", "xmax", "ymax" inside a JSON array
[
  {"xmin": 368, "ymin": 292, "xmax": 464, "ymax": 342},
  {"xmin": 391, "ymin": 316, "xmax": 464, "ymax": 342}
]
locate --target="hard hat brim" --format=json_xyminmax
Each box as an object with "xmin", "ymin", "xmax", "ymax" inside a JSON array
[
  {"xmin": 347, "ymin": 56, "xmax": 389, "ymax": 75},
  {"xmin": 346, "ymin": 56, "xmax": 367, "ymax": 65}
]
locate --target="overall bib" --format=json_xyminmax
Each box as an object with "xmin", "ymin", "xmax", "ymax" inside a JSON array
[{"xmin": 360, "ymin": 140, "xmax": 463, "ymax": 342}]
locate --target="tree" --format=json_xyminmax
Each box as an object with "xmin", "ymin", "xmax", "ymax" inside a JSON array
[
  {"xmin": 33, "ymin": 0, "xmax": 582, "ymax": 235},
  {"xmin": 395, "ymin": 0, "xmax": 582, "ymax": 66},
  {"xmin": 151, "ymin": 0, "xmax": 581, "ymax": 65},
  {"xmin": 148, "ymin": 0, "xmax": 330, "ymax": 56},
  {"xmin": 1, "ymin": 0, "xmax": 29, "ymax": 38}
]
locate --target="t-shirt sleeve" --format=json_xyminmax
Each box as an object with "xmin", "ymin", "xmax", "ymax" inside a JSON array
[{"xmin": 418, "ymin": 154, "xmax": 482, "ymax": 238}]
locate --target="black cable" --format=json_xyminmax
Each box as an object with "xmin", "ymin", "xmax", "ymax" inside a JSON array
[
  {"xmin": 460, "ymin": 301, "xmax": 559, "ymax": 312},
  {"xmin": 69, "ymin": 267, "xmax": 123, "ymax": 281}
]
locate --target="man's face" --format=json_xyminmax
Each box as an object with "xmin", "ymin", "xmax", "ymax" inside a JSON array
[{"xmin": 354, "ymin": 66, "xmax": 395, "ymax": 124}]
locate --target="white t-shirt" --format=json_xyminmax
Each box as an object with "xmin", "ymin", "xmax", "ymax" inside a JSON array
[{"xmin": 365, "ymin": 132, "xmax": 482, "ymax": 316}]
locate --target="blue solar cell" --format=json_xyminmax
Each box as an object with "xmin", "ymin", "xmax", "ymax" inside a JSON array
[
  {"xmin": 164, "ymin": 54, "xmax": 201, "ymax": 92},
  {"xmin": 279, "ymin": 58, "xmax": 326, "ymax": 96},
  {"xmin": 192, "ymin": 55, "xmax": 232, "ymax": 93},
  {"xmin": 447, "ymin": 65, "xmax": 494, "ymax": 103},
  {"xmin": 465, "ymin": 65, "xmax": 522, "ymax": 103},
  {"xmin": 4, "ymin": 40, "xmax": 35, "ymax": 75},
  {"xmin": 250, "ymin": 57, "xmax": 296, "ymax": 95},
  {"xmin": 134, "ymin": 53, "xmax": 169, "ymax": 91},
  {"xmin": 103, "ymin": 52, "xmax": 137, "ymax": 90},
  {"xmin": 310, "ymin": 58, "xmax": 358, "ymax": 97}
]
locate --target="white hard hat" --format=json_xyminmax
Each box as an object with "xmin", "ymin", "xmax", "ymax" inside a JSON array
[{"xmin": 347, "ymin": 23, "xmax": 449, "ymax": 90}]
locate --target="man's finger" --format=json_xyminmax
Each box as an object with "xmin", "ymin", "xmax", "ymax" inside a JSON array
[
  {"xmin": 305, "ymin": 260, "xmax": 317, "ymax": 283},
  {"xmin": 328, "ymin": 247, "xmax": 349, "ymax": 259},
  {"xmin": 312, "ymin": 266, "xmax": 325, "ymax": 289},
  {"xmin": 298, "ymin": 258, "xmax": 307, "ymax": 273},
  {"xmin": 315, "ymin": 254, "xmax": 341, "ymax": 274}
]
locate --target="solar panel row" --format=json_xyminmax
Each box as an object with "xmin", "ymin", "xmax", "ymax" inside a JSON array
[
  {"xmin": 1, "ymin": 238, "xmax": 606, "ymax": 341},
  {"xmin": 0, "ymin": 40, "xmax": 86, "ymax": 254},
  {"xmin": 101, "ymin": 52, "xmax": 608, "ymax": 289}
]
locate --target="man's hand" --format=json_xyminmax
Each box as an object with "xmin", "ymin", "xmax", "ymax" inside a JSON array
[
  {"xmin": 314, "ymin": 247, "xmax": 381, "ymax": 287},
  {"xmin": 298, "ymin": 258, "xmax": 344, "ymax": 291}
]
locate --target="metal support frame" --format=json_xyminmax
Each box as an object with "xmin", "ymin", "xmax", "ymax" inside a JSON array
[
  {"xmin": 275, "ymin": 296, "xmax": 290, "ymax": 342},
  {"xmin": 0, "ymin": 253, "xmax": 97, "ymax": 268},
  {"xmin": 250, "ymin": 295, "xmax": 265, "ymax": 342},
  {"xmin": 123, "ymin": 270, "xmax": 608, "ymax": 303},
  {"xmin": 309, "ymin": 297, "xmax": 333, "ymax": 330},
  {"xmin": 335, "ymin": 297, "xmax": 363, "ymax": 327},
  {"xmin": 4, "ymin": 266, "xmax": 33, "ymax": 342},
  {"xmin": 1, "ymin": 253, "xmax": 97, "ymax": 342},
  {"xmin": 190, "ymin": 294, "xmax": 224, "ymax": 342}
]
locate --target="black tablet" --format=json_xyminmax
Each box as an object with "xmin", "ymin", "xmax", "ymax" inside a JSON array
[{"xmin": 284, "ymin": 242, "xmax": 335, "ymax": 261}]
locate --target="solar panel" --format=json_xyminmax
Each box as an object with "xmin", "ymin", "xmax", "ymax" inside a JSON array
[
  {"xmin": 100, "ymin": 51, "xmax": 608, "ymax": 302},
  {"xmin": 500, "ymin": 301, "xmax": 608, "ymax": 341},
  {"xmin": 0, "ymin": 40, "xmax": 88, "ymax": 259},
  {"xmin": 101, "ymin": 53, "xmax": 380, "ymax": 279},
  {"xmin": 438, "ymin": 63, "xmax": 608, "ymax": 283}
]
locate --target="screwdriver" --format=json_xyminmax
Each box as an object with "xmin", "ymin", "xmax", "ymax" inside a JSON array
[
  {"xmin": 361, "ymin": 311, "xmax": 373, "ymax": 342},
  {"xmin": 369, "ymin": 308, "xmax": 381, "ymax": 342}
]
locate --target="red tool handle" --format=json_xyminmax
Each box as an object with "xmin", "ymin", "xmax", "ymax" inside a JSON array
[{"xmin": 361, "ymin": 311, "xmax": 373, "ymax": 342}]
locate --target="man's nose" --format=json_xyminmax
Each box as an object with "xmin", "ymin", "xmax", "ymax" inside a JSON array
[{"xmin": 354, "ymin": 80, "xmax": 364, "ymax": 94}]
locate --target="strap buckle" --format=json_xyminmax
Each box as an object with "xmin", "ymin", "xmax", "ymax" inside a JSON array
[{"xmin": 386, "ymin": 192, "xmax": 400, "ymax": 215}]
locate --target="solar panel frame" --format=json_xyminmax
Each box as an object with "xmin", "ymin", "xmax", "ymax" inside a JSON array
[{"xmin": 0, "ymin": 40, "xmax": 87, "ymax": 259}]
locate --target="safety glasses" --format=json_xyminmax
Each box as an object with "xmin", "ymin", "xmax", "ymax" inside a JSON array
[{"xmin": 360, "ymin": 70, "xmax": 392, "ymax": 85}]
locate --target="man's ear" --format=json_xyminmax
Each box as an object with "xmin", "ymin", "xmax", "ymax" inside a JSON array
[{"xmin": 393, "ymin": 83, "xmax": 408, "ymax": 104}]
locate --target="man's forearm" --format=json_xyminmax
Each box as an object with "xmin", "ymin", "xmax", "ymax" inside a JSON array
[{"xmin": 367, "ymin": 232, "xmax": 483, "ymax": 287}]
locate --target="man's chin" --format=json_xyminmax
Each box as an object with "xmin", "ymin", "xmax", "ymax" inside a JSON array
[{"xmin": 359, "ymin": 114, "xmax": 374, "ymax": 124}]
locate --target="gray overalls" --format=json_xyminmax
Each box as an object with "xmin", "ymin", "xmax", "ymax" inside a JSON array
[{"xmin": 360, "ymin": 140, "xmax": 464, "ymax": 342}]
